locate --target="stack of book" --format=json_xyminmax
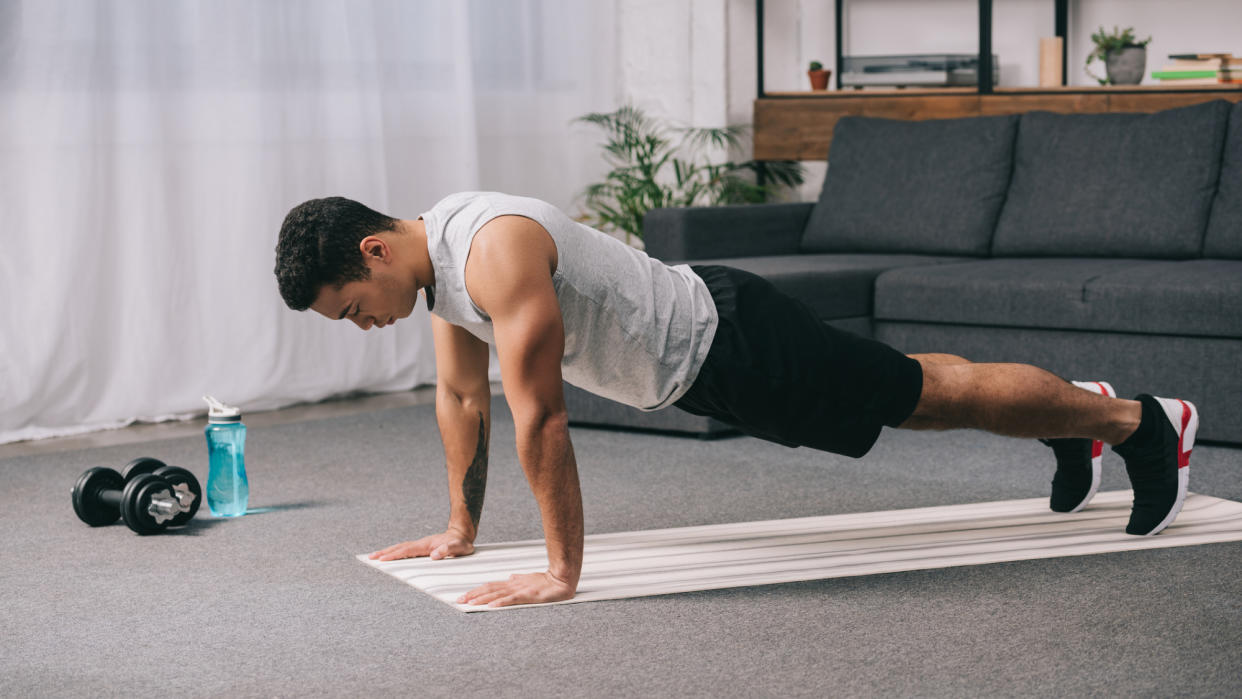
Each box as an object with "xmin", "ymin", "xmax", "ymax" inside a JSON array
[{"xmin": 1152, "ymin": 54, "xmax": 1241, "ymax": 85}]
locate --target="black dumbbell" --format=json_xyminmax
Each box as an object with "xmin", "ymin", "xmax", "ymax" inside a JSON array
[
  {"xmin": 119, "ymin": 457, "xmax": 202, "ymax": 527},
  {"xmin": 71, "ymin": 457, "xmax": 202, "ymax": 535}
]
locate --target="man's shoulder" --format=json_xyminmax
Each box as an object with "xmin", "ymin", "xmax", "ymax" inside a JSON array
[
  {"xmin": 471, "ymin": 215, "xmax": 557, "ymax": 273},
  {"xmin": 428, "ymin": 191, "xmax": 561, "ymax": 233},
  {"xmin": 427, "ymin": 190, "xmax": 490, "ymax": 214},
  {"xmin": 433, "ymin": 190, "xmax": 548, "ymax": 210}
]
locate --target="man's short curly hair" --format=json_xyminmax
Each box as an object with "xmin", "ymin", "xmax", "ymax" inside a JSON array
[{"xmin": 274, "ymin": 197, "xmax": 399, "ymax": 311}]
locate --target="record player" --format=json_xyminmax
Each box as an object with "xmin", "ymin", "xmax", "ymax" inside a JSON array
[{"xmin": 840, "ymin": 54, "xmax": 1000, "ymax": 88}]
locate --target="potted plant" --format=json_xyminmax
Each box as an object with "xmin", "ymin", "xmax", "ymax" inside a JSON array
[
  {"xmin": 574, "ymin": 105, "xmax": 806, "ymax": 246},
  {"xmin": 807, "ymin": 60, "xmax": 831, "ymax": 90},
  {"xmin": 1085, "ymin": 26, "xmax": 1151, "ymax": 85}
]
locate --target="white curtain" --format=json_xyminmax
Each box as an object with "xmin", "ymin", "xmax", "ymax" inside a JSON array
[{"xmin": 0, "ymin": 0, "xmax": 618, "ymax": 444}]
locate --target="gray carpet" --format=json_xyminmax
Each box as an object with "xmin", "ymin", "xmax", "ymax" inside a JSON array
[{"xmin": 4, "ymin": 399, "xmax": 1241, "ymax": 698}]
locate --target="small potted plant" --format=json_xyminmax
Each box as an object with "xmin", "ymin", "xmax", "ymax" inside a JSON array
[
  {"xmin": 1085, "ymin": 26, "xmax": 1151, "ymax": 85},
  {"xmin": 807, "ymin": 60, "xmax": 831, "ymax": 91}
]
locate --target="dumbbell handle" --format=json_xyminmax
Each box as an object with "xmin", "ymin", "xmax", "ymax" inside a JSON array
[
  {"xmin": 99, "ymin": 486, "xmax": 184, "ymax": 521},
  {"xmin": 147, "ymin": 491, "xmax": 182, "ymax": 524},
  {"xmin": 99, "ymin": 489, "xmax": 123, "ymax": 509}
]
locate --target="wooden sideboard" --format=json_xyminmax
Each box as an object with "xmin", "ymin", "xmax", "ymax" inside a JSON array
[{"xmin": 754, "ymin": 86, "xmax": 1242, "ymax": 161}]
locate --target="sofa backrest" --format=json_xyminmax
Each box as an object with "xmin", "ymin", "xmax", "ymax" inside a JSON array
[
  {"xmin": 991, "ymin": 100, "xmax": 1231, "ymax": 259},
  {"xmin": 801, "ymin": 114, "xmax": 1017, "ymax": 257},
  {"xmin": 1204, "ymin": 101, "xmax": 1242, "ymax": 259}
]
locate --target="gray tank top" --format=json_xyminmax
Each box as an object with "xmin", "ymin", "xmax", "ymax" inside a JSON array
[{"xmin": 420, "ymin": 192, "xmax": 718, "ymax": 410}]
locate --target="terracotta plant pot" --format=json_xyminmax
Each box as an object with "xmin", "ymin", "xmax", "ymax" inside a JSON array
[{"xmin": 807, "ymin": 69, "xmax": 831, "ymax": 91}]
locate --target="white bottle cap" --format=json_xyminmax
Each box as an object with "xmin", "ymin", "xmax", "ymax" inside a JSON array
[{"xmin": 203, "ymin": 395, "xmax": 242, "ymax": 423}]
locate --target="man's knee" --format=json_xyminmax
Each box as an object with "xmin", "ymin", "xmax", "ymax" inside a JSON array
[{"xmin": 908, "ymin": 359, "xmax": 969, "ymax": 422}]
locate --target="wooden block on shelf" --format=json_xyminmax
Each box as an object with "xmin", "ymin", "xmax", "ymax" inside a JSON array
[{"xmin": 1039, "ymin": 37, "xmax": 1064, "ymax": 88}]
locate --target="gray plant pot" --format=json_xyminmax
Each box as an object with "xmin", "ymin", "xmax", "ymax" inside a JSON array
[{"xmin": 1106, "ymin": 46, "xmax": 1146, "ymax": 85}]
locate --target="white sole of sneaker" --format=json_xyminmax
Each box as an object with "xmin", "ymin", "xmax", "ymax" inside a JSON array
[
  {"xmin": 1067, "ymin": 380, "xmax": 1116, "ymax": 513},
  {"xmin": 1142, "ymin": 397, "xmax": 1198, "ymax": 536}
]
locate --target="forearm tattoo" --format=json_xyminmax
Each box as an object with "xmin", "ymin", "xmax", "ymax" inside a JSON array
[{"xmin": 462, "ymin": 411, "xmax": 488, "ymax": 529}]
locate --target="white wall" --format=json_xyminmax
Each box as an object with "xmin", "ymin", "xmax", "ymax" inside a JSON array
[
  {"xmin": 617, "ymin": 1, "xmax": 732, "ymax": 130},
  {"xmin": 617, "ymin": 0, "xmax": 1242, "ymax": 202},
  {"xmin": 615, "ymin": 1, "xmax": 754, "ymax": 172}
]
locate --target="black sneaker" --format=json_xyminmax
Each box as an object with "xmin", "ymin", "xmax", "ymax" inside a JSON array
[
  {"xmin": 1040, "ymin": 381, "xmax": 1115, "ymax": 513},
  {"xmin": 1114, "ymin": 394, "xmax": 1198, "ymax": 536}
]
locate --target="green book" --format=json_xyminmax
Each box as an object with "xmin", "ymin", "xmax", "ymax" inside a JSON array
[{"xmin": 1151, "ymin": 70, "xmax": 1222, "ymax": 79}]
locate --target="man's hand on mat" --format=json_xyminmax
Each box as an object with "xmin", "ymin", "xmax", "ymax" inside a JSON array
[
  {"xmin": 457, "ymin": 571, "xmax": 575, "ymax": 608},
  {"xmin": 368, "ymin": 530, "xmax": 475, "ymax": 561}
]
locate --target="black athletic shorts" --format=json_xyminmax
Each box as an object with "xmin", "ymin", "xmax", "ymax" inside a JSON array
[{"xmin": 674, "ymin": 265, "xmax": 924, "ymax": 458}]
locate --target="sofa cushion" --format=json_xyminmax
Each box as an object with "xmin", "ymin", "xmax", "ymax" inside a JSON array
[
  {"xmin": 688, "ymin": 254, "xmax": 969, "ymax": 320},
  {"xmin": 643, "ymin": 202, "xmax": 812, "ymax": 261},
  {"xmin": 1205, "ymin": 101, "xmax": 1242, "ymax": 259},
  {"xmin": 801, "ymin": 114, "xmax": 1018, "ymax": 257},
  {"xmin": 992, "ymin": 100, "xmax": 1231, "ymax": 259},
  {"xmin": 874, "ymin": 258, "xmax": 1242, "ymax": 338}
]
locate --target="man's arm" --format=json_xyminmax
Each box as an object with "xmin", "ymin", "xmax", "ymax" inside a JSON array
[
  {"xmin": 433, "ymin": 315, "xmax": 493, "ymax": 544},
  {"xmin": 455, "ymin": 215, "xmax": 583, "ymax": 607},
  {"xmin": 369, "ymin": 315, "xmax": 492, "ymax": 562}
]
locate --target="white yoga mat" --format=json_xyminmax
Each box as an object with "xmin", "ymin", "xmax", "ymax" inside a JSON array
[{"xmin": 358, "ymin": 490, "xmax": 1242, "ymax": 612}]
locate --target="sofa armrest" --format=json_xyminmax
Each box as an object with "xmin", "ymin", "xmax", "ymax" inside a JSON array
[{"xmin": 642, "ymin": 202, "xmax": 814, "ymax": 261}]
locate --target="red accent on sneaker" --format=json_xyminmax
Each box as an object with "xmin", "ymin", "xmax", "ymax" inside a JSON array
[
  {"xmin": 1178, "ymin": 399, "xmax": 1192, "ymax": 469},
  {"xmin": 1089, "ymin": 382, "xmax": 1110, "ymax": 459}
]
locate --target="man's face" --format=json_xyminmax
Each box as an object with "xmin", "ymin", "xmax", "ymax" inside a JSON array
[{"xmin": 310, "ymin": 265, "xmax": 418, "ymax": 331}]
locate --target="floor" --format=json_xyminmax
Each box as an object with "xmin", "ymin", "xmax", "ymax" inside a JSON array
[
  {"xmin": 7, "ymin": 394, "xmax": 1240, "ymax": 696},
  {"xmin": 0, "ymin": 386, "xmax": 444, "ymax": 459}
]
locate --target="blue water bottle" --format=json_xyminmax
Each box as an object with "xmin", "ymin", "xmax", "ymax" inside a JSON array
[{"xmin": 203, "ymin": 395, "xmax": 249, "ymax": 517}]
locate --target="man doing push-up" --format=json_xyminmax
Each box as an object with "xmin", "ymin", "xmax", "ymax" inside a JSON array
[{"xmin": 274, "ymin": 192, "xmax": 1198, "ymax": 608}]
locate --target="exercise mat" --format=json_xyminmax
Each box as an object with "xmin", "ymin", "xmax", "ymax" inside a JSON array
[{"xmin": 358, "ymin": 490, "xmax": 1242, "ymax": 612}]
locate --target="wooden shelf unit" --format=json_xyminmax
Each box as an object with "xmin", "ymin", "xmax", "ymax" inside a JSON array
[{"xmin": 753, "ymin": 1, "xmax": 1241, "ymax": 160}]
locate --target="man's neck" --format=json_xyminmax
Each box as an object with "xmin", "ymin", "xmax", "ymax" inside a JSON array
[{"xmin": 399, "ymin": 218, "xmax": 435, "ymax": 289}]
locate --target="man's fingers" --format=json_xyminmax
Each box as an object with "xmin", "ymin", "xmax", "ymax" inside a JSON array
[
  {"xmin": 456, "ymin": 572, "xmax": 572, "ymax": 607},
  {"xmin": 368, "ymin": 544, "xmax": 397, "ymax": 559},
  {"xmin": 458, "ymin": 582, "xmax": 504, "ymax": 605},
  {"xmin": 457, "ymin": 585, "xmax": 493, "ymax": 604},
  {"xmin": 371, "ymin": 534, "xmax": 474, "ymax": 563},
  {"xmin": 369, "ymin": 545, "xmax": 402, "ymax": 560},
  {"xmin": 467, "ymin": 590, "xmax": 510, "ymax": 606},
  {"xmin": 488, "ymin": 594, "xmax": 523, "ymax": 608},
  {"xmin": 371, "ymin": 540, "xmax": 431, "ymax": 561},
  {"xmin": 460, "ymin": 582, "xmax": 535, "ymax": 607}
]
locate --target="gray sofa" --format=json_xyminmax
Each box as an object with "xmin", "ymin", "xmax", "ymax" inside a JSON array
[{"xmin": 566, "ymin": 99, "xmax": 1242, "ymax": 445}]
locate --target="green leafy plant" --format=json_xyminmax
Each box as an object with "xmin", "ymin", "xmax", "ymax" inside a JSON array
[
  {"xmin": 574, "ymin": 105, "xmax": 805, "ymax": 245},
  {"xmin": 1085, "ymin": 25, "xmax": 1151, "ymax": 85},
  {"xmin": 809, "ymin": 60, "xmax": 824, "ymax": 71}
]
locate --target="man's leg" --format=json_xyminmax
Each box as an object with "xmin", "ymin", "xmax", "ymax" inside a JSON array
[
  {"xmin": 899, "ymin": 354, "xmax": 1139, "ymax": 444},
  {"xmin": 900, "ymin": 354, "xmax": 1198, "ymax": 536},
  {"xmin": 904, "ymin": 353, "xmax": 1117, "ymax": 513}
]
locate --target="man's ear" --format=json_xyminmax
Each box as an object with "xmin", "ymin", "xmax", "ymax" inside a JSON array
[{"xmin": 359, "ymin": 235, "xmax": 389, "ymax": 262}]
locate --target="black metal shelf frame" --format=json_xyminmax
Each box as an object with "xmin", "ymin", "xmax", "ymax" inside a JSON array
[{"xmin": 756, "ymin": 0, "xmax": 1070, "ymax": 97}]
